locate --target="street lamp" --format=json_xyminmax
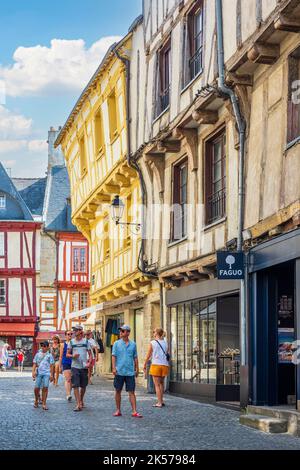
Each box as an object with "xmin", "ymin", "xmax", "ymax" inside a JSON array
[{"xmin": 111, "ymin": 195, "xmax": 141, "ymax": 231}]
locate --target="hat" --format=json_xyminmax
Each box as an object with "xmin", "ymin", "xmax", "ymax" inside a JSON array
[
  {"xmin": 118, "ymin": 325, "xmax": 131, "ymax": 332},
  {"xmin": 72, "ymin": 325, "xmax": 83, "ymax": 331},
  {"xmin": 41, "ymin": 341, "xmax": 49, "ymax": 347}
]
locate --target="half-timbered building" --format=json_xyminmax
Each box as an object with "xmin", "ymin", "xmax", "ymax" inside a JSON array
[{"xmin": 0, "ymin": 163, "xmax": 42, "ymax": 360}]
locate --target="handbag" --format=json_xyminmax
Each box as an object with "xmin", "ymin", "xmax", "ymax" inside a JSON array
[{"xmin": 155, "ymin": 340, "xmax": 170, "ymax": 362}]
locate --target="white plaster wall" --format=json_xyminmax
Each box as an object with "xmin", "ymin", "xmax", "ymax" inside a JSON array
[
  {"xmin": 8, "ymin": 278, "xmax": 20, "ymax": 316},
  {"xmin": 7, "ymin": 232, "xmax": 20, "ymax": 268}
]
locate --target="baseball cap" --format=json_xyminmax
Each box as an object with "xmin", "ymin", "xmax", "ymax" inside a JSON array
[
  {"xmin": 72, "ymin": 325, "xmax": 83, "ymax": 331},
  {"xmin": 41, "ymin": 341, "xmax": 49, "ymax": 347},
  {"xmin": 118, "ymin": 325, "xmax": 131, "ymax": 332}
]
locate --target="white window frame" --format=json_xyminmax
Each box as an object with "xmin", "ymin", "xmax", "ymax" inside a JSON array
[
  {"xmin": 0, "ymin": 280, "xmax": 6, "ymax": 305},
  {"xmin": 0, "ymin": 195, "xmax": 6, "ymax": 209}
]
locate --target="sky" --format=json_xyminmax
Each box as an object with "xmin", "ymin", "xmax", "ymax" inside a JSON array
[{"xmin": 0, "ymin": 0, "xmax": 141, "ymax": 178}]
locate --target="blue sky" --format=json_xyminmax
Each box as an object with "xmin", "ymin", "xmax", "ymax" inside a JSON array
[{"xmin": 0, "ymin": 0, "xmax": 141, "ymax": 177}]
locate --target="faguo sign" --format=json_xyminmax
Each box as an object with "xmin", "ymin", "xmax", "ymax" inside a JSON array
[{"xmin": 217, "ymin": 251, "xmax": 245, "ymax": 280}]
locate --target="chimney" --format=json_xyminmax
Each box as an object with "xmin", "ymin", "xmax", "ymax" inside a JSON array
[{"xmin": 47, "ymin": 126, "xmax": 64, "ymax": 170}]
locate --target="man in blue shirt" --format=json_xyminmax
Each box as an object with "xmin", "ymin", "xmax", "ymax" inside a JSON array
[{"xmin": 112, "ymin": 325, "xmax": 143, "ymax": 418}]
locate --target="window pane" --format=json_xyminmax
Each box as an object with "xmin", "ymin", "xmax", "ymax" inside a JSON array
[
  {"xmin": 199, "ymin": 300, "xmax": 208, "ymax": 383},
  {"xmin": 0, "ymin": 233, "xmax": 4, "ymax": 257},
  {"xmin": 80, "ymin": 248, "xmax": 86, "ymax": 272},
  {"xmin": 208, "ymin": 300, "xmax": 217, "ymax": 384},
  {"xmin": 191, "ymin": 302, "xmax": 201, "ymax": 383},
  {"xmin": 184, "ymin": 304, "xmax": 192, "ymax": 382},
  {"xmin": 217, "ymin": 296, "xmax": 240, "ymax": 385},
  {"xmin": 71, "ymin": 293, "xmax": 79, "ymax": 312},
  {"xmin": 80, "ymin": 292, "xmax": 88, "ymax": 310},
  {"xmin": 177, "ymin": 305, "xmax": 184, "ymax": 382},
  {"xmin": 170, "ymin": 307, "xmax": 177, "ymax": 381}
]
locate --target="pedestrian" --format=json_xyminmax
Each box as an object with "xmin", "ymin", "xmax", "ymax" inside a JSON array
[
  {"xmin": 59, "ymin": 330, "xmax": 73, "ymax": 402},
  {"xmin": 17, "ymin": 349, "xmax": 25, "ymax": 372},
  {"xmin": 0, "ymin": 343, "xmax": 9, "ymax": 371},
  {"xmin": 143, "ymin": 328, "xmax": 169, "ymax": 408},
  {"xmin": 51, "ymin": 335, "xmax": 61, "ymax": 386},
  {"xmin": 67, "ymin": 325, "xmax": 92, "ymax": 412},
  {"xmin": 85, "ymin": 329, "xmax": 99, "ymax": 385},
  {"xmin": 32, "ymin": 341, "xmax": 54, "ymax": 411},
  {"xmin": 112, "ymin": 324, "xmax": 142, "ymax": 418}
]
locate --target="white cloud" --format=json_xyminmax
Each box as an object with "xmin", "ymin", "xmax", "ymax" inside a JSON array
[
  {"xmin": 0, "ymin": 105, "xmax": 32, "ymax": 139},
  {"xmin": 0, "ymin": 139, "xmax": 48, "ymax": 155},
  {"xmin": 0, "ymin": 36, "xmax": 122, "ymax": 97}
]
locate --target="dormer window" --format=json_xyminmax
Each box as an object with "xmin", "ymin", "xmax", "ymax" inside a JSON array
[{"xmin": 0, "ymin": 194, "xmax": 6, "ymax": 209}]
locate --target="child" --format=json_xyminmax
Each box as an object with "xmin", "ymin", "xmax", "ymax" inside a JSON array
[{"xmin": 32, "ymin": 341, "xmax": 54, "ymax": 410}]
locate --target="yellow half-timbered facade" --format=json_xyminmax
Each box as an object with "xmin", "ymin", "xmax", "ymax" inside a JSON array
[{"xmin": 55, "ymin": 32, "xmax": 159, "ymax": 380}]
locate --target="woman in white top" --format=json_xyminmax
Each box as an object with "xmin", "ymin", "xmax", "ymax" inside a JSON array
[{"xmin": 143, "ymin": 328, "xmax": 169, "ymax": 408}]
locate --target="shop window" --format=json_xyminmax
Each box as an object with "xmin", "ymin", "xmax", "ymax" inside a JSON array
[
  {"xmin": 287, "ymin": 47, "xmax": 300, "ymax": 143},
  {"xmin": 177, "ymin": 304, "xmax": 185, "ymax": 382},
  {"xmin": 155, "ymin": 39, "xmax": 171, "ymax": 117},
  {"xmin": 94, "ymin": 107, "xmax": 105, "ymax": 157},
  {"xmin": 205, "ymin": 130, "xmax": 226, "ymax": 225},
  {"xmin": 0, "ymin": 280, "xmax": 6, "ymax": 305},
  {"xmin": 0, "ymin": 194, "xmax": 6, "ymax": 209},
  {"xmin": 79, "ymin": 135, "xmax": 87, "ymax": 177},
  {"xmin": 108, "ymin": 90, "xmax": 118, "ymax": 142},
  {"xmin": 184, "ymin": 303, "xmax": 192, "ymax": 382},
  {"xmin": 171, "ymin": 159, "xmax": 188, "ymax": 241},
  {"xmin": 170, "ymin": 307, "xmax": 178, "ymax": 382},
  {"xmin": 191, "ymin": 302, "xmax": 202, "ymax": 383},
  {"xmin": 0, "ymin": 233, "xmax": 5, "ymax": 257},
  {"xmin": 183, "ymin": 0, "xmax": 203, "ymax": 87},
  {"xmin": 217, "ymin": 296, "xmax": 240, "ymax": 386},
  {"xmin": 72, "ymin": 247, "xmax": 87, "ymax": 273}
]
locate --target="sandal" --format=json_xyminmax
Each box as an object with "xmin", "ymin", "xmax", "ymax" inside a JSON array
[
  {"xmin": 73, "ymin": 407, "xmax": 82, "ymax": 412},
  {"xmin": 132, "ymin": 412, "xmax": 143, "ymax": 418},
  {"xmin": 42, "ymin": 405, "xmax": 49, "ymax": 411},
  {"xmin": 33, "ymin": 402, "xmax": 39, "ymax": 408},
  {"xmin": 152, "ymin": 403, "xmax": 163, "ymax": 408},
  {"xmin": 113, "ymin": 411, "xmax": 122, "ymax": 417}
]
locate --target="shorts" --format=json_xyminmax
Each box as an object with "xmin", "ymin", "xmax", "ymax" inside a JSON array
[
  {"xmin": 149, "ymin": 364, "xmax": 169, "ymax": 377},
  {"xmin": 71, "ymin": 368, "xmax": 88, "ymax": 388},
  {"xmin": 113, "ymin": 375, "xmax": 135, "ymax": 392},
  {"xmin": 62, "ymin": 364, "xmax": 71, "ymax": 372},
  {"xmin": 35, "ymin": 374, "xmax": 50, "ymax": 389}
]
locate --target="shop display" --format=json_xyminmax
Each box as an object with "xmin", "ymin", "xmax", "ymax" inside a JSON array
[{"xmin": 218, "ymin": 348, "xmax": 240, "ymax": 385}]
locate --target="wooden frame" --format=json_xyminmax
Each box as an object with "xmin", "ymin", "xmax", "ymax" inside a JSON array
[{"xmin": 170, "ymin": 157, "xmax": 188, "ymax": 242}]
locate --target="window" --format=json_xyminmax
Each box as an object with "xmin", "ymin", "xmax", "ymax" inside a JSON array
[
  {"xmin": 183, "ymin": 1, "xmax": 203, "ymax": 86},
  {"xmin": 124, "ymin": 195, "xmax": 132, "ymax": 247},
  {"xmin": 0, "ymin": 194, "xmax": 6, "ymax": 209},
  {"xmin": 94, "ymin": 107, "xmax": 104, "ymax": 156},
  {"xmin": 71, "ymin": 292, "xmax": 79, "ymax": 312},
  {"xmin": 80, "ymin": 292, "xmax": 89, "ymax": 310},
  {"xmin": 0, "ymin": 233, "xmax": 4, "ymax": 257},
  {"xmin": 108, "ymin": 90, "xmax": 118, "ymax": 141},
  {"xmin": 287, "ymin": 48, "xmax": 300, "ymax": 143},
  {"xmin": 156, "ymin": 39, "xmax": 171, "ymax": 117},
  {"xmin": 171, "ymin": 159, "xmax": 188, "ymax": 241},
  {"xmin": 79, "ymin": 135, "xmax": 87, "ymax": 176},
  {"xmin": 0, "ymin": 280, "xmax": 6, "ymax": 305},
  {"xmin": 45, "ymin": 301, "xmax": 54, "ymax": 312},
  {"xmin": 103, "ymin": 218, "xmax": 110, "ymax": 259},
  {"xmin": 72, "ymin": 247, "xmax": 87, "ymax": 273},
  {"xmin": 205, "ymin": 131, "xmax": 226, "ymax": 225}
]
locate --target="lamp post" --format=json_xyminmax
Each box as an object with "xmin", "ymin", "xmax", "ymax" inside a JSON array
[{"xmin": 110, "ymin": 195, "xmax": 141, "ymax": 230}]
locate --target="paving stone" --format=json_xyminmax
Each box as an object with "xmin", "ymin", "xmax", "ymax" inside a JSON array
[{"xmin": 0, "ymin": 370, "xmax": 300, "ymax": 450}]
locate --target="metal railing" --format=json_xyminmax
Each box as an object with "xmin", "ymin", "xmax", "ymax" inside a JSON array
[
  {"xmin": 156, "ymin": 85, "xmax": 170, "ymax": 117},
  {"xmin": 189, "ymin": 47, "xmax": 203, "ymax": 80},
  {"xmin": 206, "ymin": 188, "xmax": 226, "ymax": 225}
]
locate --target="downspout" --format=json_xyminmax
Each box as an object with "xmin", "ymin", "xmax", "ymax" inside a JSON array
[
  {"xmin": 215, "ymin": 0, "xmax": 248, "ymax": 404},
  {"xmin": 114, "ymin": 49, "xmax": 158, "ymax": 279}
]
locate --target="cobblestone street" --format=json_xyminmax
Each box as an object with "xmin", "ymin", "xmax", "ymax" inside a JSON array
[{"xmin": 0, "ymin": 371, "xmax": 300, "ymax": 450}]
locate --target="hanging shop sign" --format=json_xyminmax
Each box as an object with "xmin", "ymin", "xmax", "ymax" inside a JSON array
[{"xmin": 217, "ymin": 251, "xmax": 245, "ymax": 280}]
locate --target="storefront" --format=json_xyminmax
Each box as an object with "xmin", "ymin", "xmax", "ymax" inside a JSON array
[
  {"xmin": 166, "ymin": 279, "xmax": 240, "ymax": 403},
  {"xmin": 248, "ymin": 228, "xmax": 300, "ymax": 408},
  {"xmin": 0, "ymin": 323, "xmax": 37, "ymax": 366}
]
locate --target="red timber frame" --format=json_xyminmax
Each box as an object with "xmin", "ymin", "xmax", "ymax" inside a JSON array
[
  {"xmin": 55, "ymin": 232, "xmax": 90, "ymax": 330},
  {"xmin": 0, "ymin": 221, "xmax": 41, "ymax": 354}
]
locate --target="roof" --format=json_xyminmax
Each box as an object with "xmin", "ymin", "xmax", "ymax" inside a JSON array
[
  {"xmin": 43, "ymin": 165, "xmax": 77, "ymax": 232},
  {"xmin": 54, "ymin": 32, "xmax": 132, "ymax": 148},
  {"xmin": 0, "ymin": 162, "xmax": 33, "ymax": 221},
  {"xmin": 12, "ymin": 177, "xmax": 47, "ymax": 217},
  {"xmin": 128, "ymin": 14, "xmax": 143, "ymax": 33}
]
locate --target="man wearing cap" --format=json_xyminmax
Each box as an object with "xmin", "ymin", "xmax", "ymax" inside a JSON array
[
  {"xmin": 67, "ymin": 325, "xmax": 93, "ymax": 412},
  {"xmin": 112, "ymin": 325, "xmax": 142, "ymax": 418},
  {"xmin": 32, "ymin": 341, "xmax": 54, "ymax": 411}
]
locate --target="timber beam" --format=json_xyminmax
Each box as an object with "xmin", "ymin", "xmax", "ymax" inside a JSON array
[
  {"xmin": 247, "ymin": 42, "xmax": 280, "ymax": 65},
  {"xmin": 122, "ymin": 165, "xmax": 137, "ymax": 178},
  {"xmin": 104, "ymin": 184, "xmax": 121, "ymax": 195},
  {"xmin": 114, "ymin": 173, "xmax": 130, "ymax": 187},
  {"xmin": 274, "ymin": 14, "xmax": 300, "ymax": 32}
]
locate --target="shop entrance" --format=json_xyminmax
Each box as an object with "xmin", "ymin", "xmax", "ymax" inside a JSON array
[{"xmin": 276, "ymin": 262, "xmax": 295, "ymax": 405}]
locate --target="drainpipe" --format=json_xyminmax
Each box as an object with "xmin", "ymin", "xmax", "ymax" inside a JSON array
[
  {"xmin": 215, "ymin": 0, "xmax": 248, "ymax": 406},
  {"xmin": 114, "ymin": 49, "xmax": 158, "ymax": 280}
]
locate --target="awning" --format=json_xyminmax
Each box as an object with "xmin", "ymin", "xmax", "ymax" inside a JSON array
[
  {"xmin": 36, "ymin": 331, "xmax": 65, "ymax": 342},
  {"xmin": 0, "ymin": 323, "xmax": 35, "ymax": 337}
]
